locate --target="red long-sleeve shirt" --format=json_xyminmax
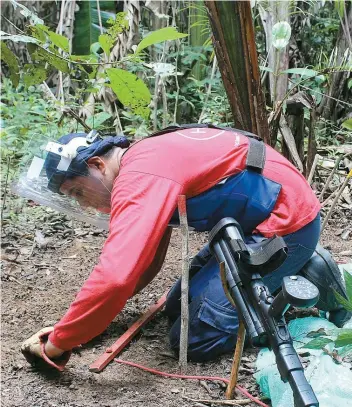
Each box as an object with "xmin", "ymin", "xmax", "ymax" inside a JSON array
[{"xmin": 49, "ymin": 128, "xmax": 320, "ymax": 350}]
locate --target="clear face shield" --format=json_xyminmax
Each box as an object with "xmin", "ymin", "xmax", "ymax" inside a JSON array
[{"xmin": 12, "ymin": 130, "xmax": 110, "ymax": 230}]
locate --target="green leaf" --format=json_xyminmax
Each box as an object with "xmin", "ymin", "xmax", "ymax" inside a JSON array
[
  {"xmin": 86, "ymin": 111, "xmax": 112, "ymax": 128},
  {"xmin": 134, "ymin": 106, "xmax": 151, "ymax": 120},
  {"xmin": 303, "ymin": 337, "xmax": 333, "ymax": 350},
  {"xmin": 23, "ymin": 64, "xmax": 48, "ymax": 87},
  {"xmin": 259, "ymin": 66, "xmax": 274, "ymax": 73},
  {"xmin": 341, "ymin": 119, "xmax": 352, "ymax": 131},
  {"xmin": 335, "ymin": 329, "xmax": 352, "ymax": 347},
  {"xmin": 348, "ymin": 79, "xmax": 352, "ymax": 90},
  {"xmin": 272, "ymin": 21, "xmax": 291, "ymax": 50},
  {"xmin": 106, "ymin": 68, "xmax": 151, "ymax": 118},
  {"xmin": 72, "ymin": 1, "xmax": 116, "ymax": 55},
  {"xmin": 135, "ymin": 27, "xmax": 188, "ymax": 54},
  {"xmin": 0, "ymin": 42, "xmax": 20, "ymax": 87},
  {"xmin": 343, "ymin": 270, "xmax": 352, "ymax": 301},
  {"xmin": 48, "ymin": 32, "xmax": 69, "ymax": 53},
  {"xmin": 335, "ymin": 0, "xmax": 345, "ymax": 18},
  {"xmin": 88, "ymin": 66, "xmax": 98, "ymax": 80},
  {"xmin": 334, "ymin": 290, "xmax": 352, "ymax": 312},
  {"xmin": 99, "ymin": 34, "xmax": 113, "ymax": 57},
  {"xmin": 36, "ymin": 24, "xmax": 50, "ymax": 33},
  {"xmin": 33, "ymin": 47, "xmax": 70, "ymax": 73},
  {"xmin": 0, "ymin": 31, "xmax": 39, "ymax": 44},
  {"xmin": 30, "ymin": 25, "xmax": 48, "ymax": 43},
  {"xmin": 282, "ymin": 68, "xmax": 318, "ymax": 78}
]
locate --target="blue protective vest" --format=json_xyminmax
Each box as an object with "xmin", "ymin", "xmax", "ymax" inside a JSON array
[{"xmin": 164, "ymin": 125, "xmax": 282, "ymax": 235}]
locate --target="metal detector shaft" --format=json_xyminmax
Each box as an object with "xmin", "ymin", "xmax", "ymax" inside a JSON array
[
  {"xmin": 209, "ymin": 218, "xmax": 319, "ymax": 407},
  {"xmin": 212, "ymin": 240, "xmax": 261, "ymax": 340}
]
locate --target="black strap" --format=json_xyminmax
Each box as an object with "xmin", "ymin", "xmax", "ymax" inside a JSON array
[
  {"xmin": 245, "ymin": 236, "xmax": 287, "ymax": 267},
  {"xmin": 229, "ymin": 238, "xmax": 248, "ymax": 253}
]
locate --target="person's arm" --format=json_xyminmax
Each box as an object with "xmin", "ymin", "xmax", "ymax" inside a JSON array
[
  {"xmin": 132, "ymin": 226, "xmax": 173, "ymax": 295},
  {"xmin": 41, "ymin": 226, "xmax": 173, "ymax": 360},
  {"xmin": 48, "ymin": 172, "xmax": 183, "ymax": 352},
  {"xmin": 42, "ymin": 226, "xmax": 173, "ymax": 360}
]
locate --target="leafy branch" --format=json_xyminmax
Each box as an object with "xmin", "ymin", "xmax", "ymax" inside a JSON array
[{"xmin": 1, "ymin": 8, "xmax": 188, "ymax": 120}]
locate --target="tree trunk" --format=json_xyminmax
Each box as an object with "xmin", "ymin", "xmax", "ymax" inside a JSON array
[
  {"xmin": 259, "ymin": 1, "xmax": 290, "ymax": 104},
  {"xmin": 205, "ymin": 0, "xmax": 269, "ymax": 142},
  {"xmin": 189, "ymin": 2, "xmax": 208, "ymax": 80}
]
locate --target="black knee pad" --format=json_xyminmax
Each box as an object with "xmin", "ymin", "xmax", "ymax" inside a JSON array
[{"xmin": 299, "ymin": 244, "xmax": 352, "ymax": 327}]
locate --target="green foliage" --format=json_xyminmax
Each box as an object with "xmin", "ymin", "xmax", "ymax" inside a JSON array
[
  {"xmin": 341, "ymin": 119, "xmax": 352, "ymax": 131},
  {"xmin": 106, "ymin": 12, "xmax": 129, "ymax": 38},
  {"xmin": 98, "ymin": 34, "xmax": 114, "ymax": 57},
  {"xmin": 2, "ymin": 0, "xmax": 346, "ymax": 148},
  {"xmin": 303, "ymin": 271, "xmax": 352, "ymax": 352},
  {"xmin": 85, "ymin": 111, "xmax": 112, "ymax": 128},
  {"xmin": 295, "ymin": 3, "xmax": 340, "ymax": 67},
  {"xmin": 282, "ymin": 68, "xmax": 318, "ymax": 78},
  {"xmin": 0, "ymin": 79, "xmax": 117, "ymax": 170},
  {"xmin": 97, "ymin": 12, "xmax": 129, "ymax": 57},
  {"xmin": 106, "ymin": 68, "xmax": 151, "ymax": 119},
  {"xmin": 335, "ymin": 330, "xmax": 352, "ymax": 347},
  {"xmin": 303, "ymin": 328, "xmax": 352, "ymax": 351},
  {"xmin": 121, "ymin": 111, "xmax": 149, "ymax": 138},
  {"xmin": 334, "ymin": 271, "xmax": 352, "ymax": 312},
  {"xmin": 135, "ymin": 27, "xmax": 188, "ymax": 54},
  {"xmin": 47, "ymin": 31, "xmax": 69, "ymax": 53},
  {"xmin": 1, "ymin": 6, "xmax": 190, "ymax": 124},
  {"xmin": 334, "ymin": 0, "xmax": 346, "ymax": 18},
  {"xmin": 23, "ymin": 64, "xmax": 47, "ymax": 87},
  {"xmin": 0, "ymin": 79, "xmax": 70, "ymax": 165},
  {"xmin": 0, "ymin": 42, "xmax": 20, "ymax": 87},
  {"xmin": 31, "ymin": 46, "xmax": 70, "ymax": 73},
  {"xmin": 304, "ymin": 337, "xmax": 333, "ymax": 349},
  {"xmin": 72, "ymin": 0, "xmax": 117, "ymax": 55}
]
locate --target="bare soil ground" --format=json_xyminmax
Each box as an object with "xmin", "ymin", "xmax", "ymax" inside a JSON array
[{"xmin": 1, "ymin": 195, "xmax": 351, "ymax": 407}]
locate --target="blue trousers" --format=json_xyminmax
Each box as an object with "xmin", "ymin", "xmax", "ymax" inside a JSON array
[{"xmin": 164, "ymin": 213, "xmax": 321, "ymax": 362}]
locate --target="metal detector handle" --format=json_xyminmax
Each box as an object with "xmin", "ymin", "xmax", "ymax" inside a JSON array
[
  {"xmin": 276, "ymin": 343, "xmax": 319, "ymax": 407},
  {"xmin": 269, "ymin": 276, "xmax": 320, "ymax": 321}
]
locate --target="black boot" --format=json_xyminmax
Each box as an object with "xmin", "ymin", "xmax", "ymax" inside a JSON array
[{"xmin": 299, "ymin": 244, "xmax": 352, "ymax": 328}]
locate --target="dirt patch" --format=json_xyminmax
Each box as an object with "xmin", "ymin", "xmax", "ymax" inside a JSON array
[{"xmin": 1, "ymin": 197, "xmax": 351, "ymax": 407}]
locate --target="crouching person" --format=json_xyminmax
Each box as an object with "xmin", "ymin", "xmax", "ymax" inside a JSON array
[{"xmin": 20, "ymin": 125, "xmax": 351, "ymax": 370}]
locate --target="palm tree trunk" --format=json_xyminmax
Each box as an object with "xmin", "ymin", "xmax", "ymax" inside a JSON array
[{"xmin": 204, "ymin": 0, "xmax": 269, "ymax": 142}]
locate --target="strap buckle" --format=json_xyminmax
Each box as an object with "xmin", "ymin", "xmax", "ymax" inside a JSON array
[
  {"xmin": 246, "ymin": 138, "xmax": 266, "ymax": 173},
  {"xmin": 86, "ymin": 130, "xmax": 100, "ymax": 144}
]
